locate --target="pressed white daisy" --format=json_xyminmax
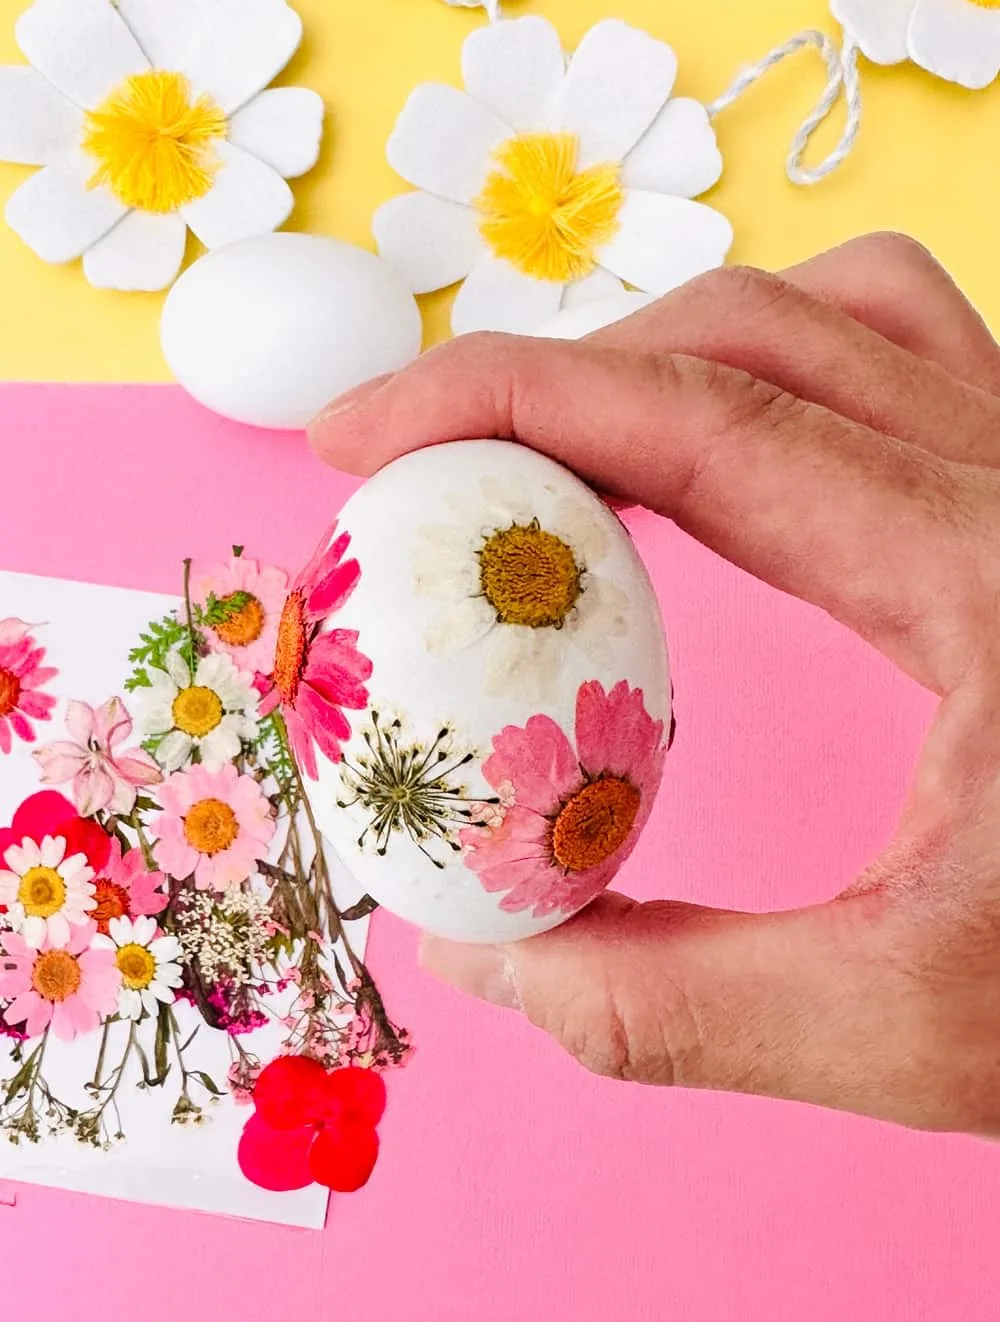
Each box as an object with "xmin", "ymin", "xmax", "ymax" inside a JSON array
[
  {"xmin": 413, "ymin": 475, "xmax": 629, "ymax": 701},
  {"xmin": 831, "ymin": 0, "xmax": 1000, "ymax": 88},
  {"xmin": 93, "ymin": 914, "xmax": 183, "ymax": 1020},
  {"xmin": 374, "ymin": 16, "xmax": 732, "ymax": 335},
  {"xmin": 0, "ymin": 834, "xmax": 95, "ymax": 948},
  {"xmin": 139, "ymin": 650, "xmax": 259, "ymax": 772},
  {"xmin": 0, "ymin": 0, "xmax": 324, "ymax": 291}
]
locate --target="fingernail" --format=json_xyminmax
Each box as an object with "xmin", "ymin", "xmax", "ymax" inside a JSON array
[
  {"xmin": 419, "ymin": 936, "xmax": 521, "ymax": 1011},
  {"xmin": 307, "ymin": 373, "xmax": 395, "ymax": 435}
]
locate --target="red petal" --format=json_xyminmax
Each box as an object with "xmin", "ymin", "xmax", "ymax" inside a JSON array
[
  {"xmin": 60, "ymin": 816, "xmax": 111, "ymax": 871},
  {"xmin": 320, "ymin": 1067, "xmax": 387, "ymax": 1128},
  {"xmin": 254, "ymin": 1055, "xmax": 331, "ymax": 1129},
  {"xmin": 11, "ymin": 791, "xmax": 77, "ymax": 841},
  {"xmin": 238, "ymin": 1114, "xmax": 314, "ymax": 1192},
  {"xmin": 308, "ymin": 1124, "xmax": 379, "ymax": 1193}
]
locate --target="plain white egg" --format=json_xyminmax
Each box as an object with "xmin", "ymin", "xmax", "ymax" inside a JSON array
[
  {"xmin": 529, "ymin": 291, "xmax": 656, "ymax": 340},
  {"xmin": 305, "ymin": 440, "xmax": 672, "ymax": 944},
  {"xmin": 161, "ymin": 234, "xmax": 422, "ymax": 430}
]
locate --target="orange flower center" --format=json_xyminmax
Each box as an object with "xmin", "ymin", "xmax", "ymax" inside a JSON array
[
  {"xmin": 183, "ymin": 797, "xmax": 239, "ymax": 855},
  {"xmin": 31, "ymin": 949, "xmax": 82, "ymax": 1002},
  {"xmin": 551, "ymin": 776, "xmax": 641, "ymax": 873},
  {"xmin": 213, "ymin": 593, "xmax": 266, "ymax": 647},
  {"xmin": 0, "ymin": 666, "xmax": 21, "ymax": 718},
  {"xmin": 273, "ymin": 590, "xmax": 308, "ymax": 704},
  {"xmin": 92, "ymin": 878, "xmax": 130, "ymax": 934}
]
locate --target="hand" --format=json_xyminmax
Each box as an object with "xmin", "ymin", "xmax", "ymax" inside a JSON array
[{"xmin": 309, "ymin": 233, "xmax": 1000, "ymax": 1134}]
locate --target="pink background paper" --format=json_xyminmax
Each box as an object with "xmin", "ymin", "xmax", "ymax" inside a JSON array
[{"xmin": 1, "ymin": 384, "xmax": 997, "ymax": 1321}]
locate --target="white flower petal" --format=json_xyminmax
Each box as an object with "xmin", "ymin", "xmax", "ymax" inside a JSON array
[
  {"xmin": 483, "ymin": 626, "xmax": 558, "ymax": 702},
  {"xmin": 151, "ymin": 935, "xmax": 182, "ymax": 961},
  {"xmin": 387, "ymin": 83, "xmax": 509, "ymax": 204},
  {"xmin": 82, "ymin": 210, "xmax": 187, "ymax": 292},
  {"xmin": 180, "ymin": 141, "xmax": 292, "ymax": 248},
  {"xmin": 151, "ymin": 980, "xmax": 177, "ymax": 1003},
  {"xmin": 47, "ymin": 912, "xmax": 70, "ymax": 947},
  {"xmin": 108, "ymin": 915, "xmax": 130, "ymax": 944},
  {"xmin": 908, "ymin": 0, "xmax": 1000, "ymax": 89},
  {"xmin": 229, "ymin": 88, "xmax": 324, "ymax": 179},
  {"xmin": 198, "ymin": 722, "xmax": 243, "ymax": 769},
  {"xmin": 120, "ymin": 988, "xmax": 142, "ymax": 1019},
  {"xmin": 5, "ymin": 161, "xmax": 126, "ymax": 263},
  {"xmin": 622, "ymin": 98, "xmax": 723, "ymax": 198},
  {"xmin": 132, "ymin": 914, "xmax": 156, "ymax": 944},
  {"xmin": 16, "ymin": 0, "xmax": 148, "ymax": 110},
  {"xmin": 156, "ymin": 729, "xmax": 193, "ymax": 772},
  {"xmin": 597, "ymin": 191, "xmax": 732, "ymax": 296},
  {"xmin": 0, "ymin": 873, "xmax": 19, "ymax": 905},
  {"xmin": 90, "ymin": 934, "xmax": 115, "ymax": 951},
  {"xmin": 8, "ymin": 841, "xmax": 39, "ymax": 873},
  {"xmin": 39, "ymin": 835, "xmax": 65, "ymax": 868},
  {"xmin": 452, "ymin": 254, "xmax": 563, "ymax": 335},
  {"xmin": 552, "ymin": 498, "xmax": 610, "ymax": 566},
  {"xmin": 140, "ymin": 699, "xmax": 176, "ymax": 737},
  {"xmin": 140, "ymin": 988, "xmax": 158, "ymax": 1014},
  {"xmin": 830, "ymin": 0, "xmax": 914, "ymax": 64},
  {"xmin": 118, "ymin": 0, "xmax": 303, "ymax": 114},
  {"xmin": 546, "ymin": 19, "xmax": 677, "ymax": 168},
  {"xmin": 165, "ymin": 651, "xmax": 191, "ymax": 690},
  {"xmin": 461, "ymin": 16, "xmax": 566, "ymax": 131},
  {"xmin": 426, "ymin": 598, "xmax": 496, "ymax": 654},
  {"xmin": 560, "ymin": 268, "xmax": 626, "ymax": 308},
  {"xmin": 373, "ymin": 192, "xmax": 485, "ymax": 295},
  {"xmin": 0, "ymin": 66, "xmax": 82, "ymax": 166}
]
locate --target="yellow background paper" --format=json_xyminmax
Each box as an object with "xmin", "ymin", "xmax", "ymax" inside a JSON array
[{"xmin": 0, "ymin": 0, "xmax": 998, "ymax": 383}]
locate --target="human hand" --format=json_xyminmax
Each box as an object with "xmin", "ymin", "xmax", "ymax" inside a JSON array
[{"xmin": 309, "ymin": 234, "xmax": 1000, "ymax": 1134}]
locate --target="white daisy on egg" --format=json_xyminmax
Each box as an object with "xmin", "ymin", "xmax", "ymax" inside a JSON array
[
  {"xmin": 832, "ymin": 0, "xmax": 1000, "ymax": 88},
  {"xmin": 374, "ymin": 16, "xmax": 732, "ymax": 335},
  {"xmin": 93, "ymin": 915, "xmax": 183, "ymax": 1020},
  {"xmin": 0, "ymin": 0, "xmax": 324, "ymax": 291}
]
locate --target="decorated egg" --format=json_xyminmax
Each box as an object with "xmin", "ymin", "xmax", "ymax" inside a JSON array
[
  {"xmin": 298, "ymin": 440, "xmax": 671, "ymax": 944},
  {"xmin": 161, "ymin": 234, "xmax": 422, "ymax": 430}
]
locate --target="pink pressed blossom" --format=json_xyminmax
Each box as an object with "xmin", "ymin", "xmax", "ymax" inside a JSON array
[
  {"xmin": 0, "ymin": 618, "xmax": 57, "ymax": 755},
  {"xmin": 33, "ymin": 696, "xmax": 161, "ymax": 817},
  {"xmin": 150, "ymin": 762, "xmax": 276, "ymax": 892},
  {"xmin": 0, "ymin": 921, "xmax": 120, "ymax": 1041},
  {"xmin": 89, "ymin": 837, "xmax": 167, "ymax": 936},
  {"xmin": 190, "ymin": 554, "xmax": 289, "ymax": 678},
  {"xmin": 462, "ymin": 681, "xmax": 667, "ymax": 918},
  {"xmin": 259, "ymin": 521, "xmax": 372, "ymax": 780}
]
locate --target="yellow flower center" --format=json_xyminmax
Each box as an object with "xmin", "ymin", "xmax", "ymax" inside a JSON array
[
  {"xmin": 0, "ymin": 666, "xmax": 20, "ymax": 718},
  {"xmin": 18, "ymin": 866, "xmax": 67, "ymax": 918},
  {"xmin": 968, "ymin": 0, "xmax": 1000, "ymax": 7},
  {"xmin": 116, "ymin": 942, "xmax": 157, "ymax": 990},
  {"xmin": 81, "ymin": 70, "xmax": 227, "ymax": 214},
  {"xmin": 475, "ymin": 132, "xmax": 623, "ymax": 283},
  {"xmin": 213, "ymin": 594, "xmax": 266, "ymax": 647},
  {"xmin": 551, "ymin": 777, "xmax": 641, "ymax": 873},
  {"xmin": 31, "ymin": 949, "xmax": 82, "ymax": 1003},
  {"xmin": 274, "ymin": 591, "xmax": 308, "ymax": 704},
  {"xmin": 183, "ymin": 797, "xmax": 239, "ymax": 855},
  {"xmin": 479, "ymin": 521, "xmax": 582, "ymax": 629},
  {"xmin": 172, "ymin": 685, "xmax": 224, "ymax": 737}
]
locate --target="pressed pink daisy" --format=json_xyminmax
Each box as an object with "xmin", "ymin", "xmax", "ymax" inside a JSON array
[
  {"xmin": 150, "ymin": 762, "xmax": 276, "ymax": 892},
  {"xmin": 462, "ymin": 681, "xmax": 667, "ymax": 918},
  {"xmin": 0, "ymin": 618, "xmax": 57, "ymax": 755},
  {"xmin": 190, "ymin": 554, "xmax": 289, "ymax": 678},
  {"xmin": 33, "ymin": 696, "xmax": 161, "ymax": 817},
  {"xmin": 0, "ymin": 921, "xmax": 120, "ymax": 1041},
  {"xmin": 260, "ymin": 522, "xmax": 373, "ymax": 780},
  {"xmin": 88, "ymin": 837, "xmax": 167, "ymax": 937}
]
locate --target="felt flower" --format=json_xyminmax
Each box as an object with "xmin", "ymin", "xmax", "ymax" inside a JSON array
[
  {"xmin": 33, "ymin": 696, "xmax": 161, "ymax": 816},
  {"xmin": 0, "ymin": 0, "xmax": 324, "ymax": 291},
  {"xmin": 92, "ymin": 914, "xmax": 183, "ymax": 1020},
  {"xmin": 260, "ymin": 522, "xmax": 373, "ymax": 781},
  {"xmin": 151, "ymin": 762, "xmax": 275, "ymax": 891},
  {"xmin": 88, "ymin": 837, "xmax": 166, "ymax": 936},
  {"xmin": 0, "ymin": 618, "xmax": 57, "ymax": 754},
  {"xmin": 0, "ymin": 833, "xmax": 96, "ymax": 948},
  {"xmin": 462, "ymin": 681, "xmax": 666, "ymax": 917},
  {"xmin": 0, "ymin": 921, "xmax": 120, "ymax": 1041},
  {"xmin": 831, "ymin": 0, "xmax": 1000, "ymax": 88},
  {"xmin": 413, "ymin": 476, "xmax": 628, "ymax": 702},
  {"xmin": 0, "ymin": 789, "xmax": 111, "ymax": 889},
  {"xmin": 139, "ymin": 651, "xmax": 259, "ymax": 772},
  {"xmin": 190, "ymin": 554, "xmax": 290, "ymax": 678},
  {"xmin": 374, "ymin": 16, "xmax": 731, "ymax": 334},
  {"xmin": 238, "ymin": 1056, "xmax": 386, "ymax": 1193}
]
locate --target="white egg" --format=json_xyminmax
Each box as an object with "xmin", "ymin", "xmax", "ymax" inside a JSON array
[
  {"xmin": 161, "ymin": 234, "xmax": 422, "ymax": 430},
  {"xmin": 529, "ymin": 291, "xmax": 656, "ymax": 341},
  {"xmin": 303, "ymin": 440, "xmax": 672, "ymax": 944}
]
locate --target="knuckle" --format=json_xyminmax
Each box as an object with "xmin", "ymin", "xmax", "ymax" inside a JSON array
[
  {"xmin": 685, "ymin": 264, "xmax": 798, "ymax": 320},
  {"xmin": 847, "ymin": 231, "xmax": 941, "ymax": 276}
]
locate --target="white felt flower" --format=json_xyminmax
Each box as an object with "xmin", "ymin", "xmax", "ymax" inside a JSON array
[
  {"xmin": 139, "ymin": 651, "xmax": 259, "ymax": 772},
  {"xmin": 0, "ymin": 0, "xmax": 324, "ymax": 291},
  {"xmin": 832, "ymin": 0, "xmax": 1000, "ymax": 88},
  {"xmin": 374, "ymin": 16, "xmax": 732, "ymax": 335},
  {"xmin": 93, "ymin": 914, "xmax": 183, "ymax": 1020}
]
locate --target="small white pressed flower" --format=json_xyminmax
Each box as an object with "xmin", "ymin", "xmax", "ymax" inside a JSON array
[
  {"xmin": 139, "ymin": 650, "xmax": 259, "ymax": 772},
  {"xmin": 93, "ymin": 914, "xmax": 183, "ymax": 1019}
]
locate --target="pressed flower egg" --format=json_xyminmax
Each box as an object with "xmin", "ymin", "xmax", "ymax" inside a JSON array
[{"xmin": 303, "ymin": 441, "xmax": 671, "ymax": 944}]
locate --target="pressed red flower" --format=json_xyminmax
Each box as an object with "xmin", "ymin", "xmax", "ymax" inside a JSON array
[{"xmin": 0, "ymin": 790, "xmax": 111, "ymax": 875}]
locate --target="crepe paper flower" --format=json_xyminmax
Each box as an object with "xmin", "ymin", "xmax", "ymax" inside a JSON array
[
  {"xmin": 190, "ymin": 554, "xmax": 290, "ymax": 678},
  {"xmin": 462, "ymin": 681, "xmax": 666, "ymax": 918},
  {"xmin": 831, "ymin": 0, "xmax": 1000, "ymax": 88},
  {"xmin": 139, "ymin": 651, "xmax": 259, "ymax": 772},
  {"xmin": 0, "ymin": 921, "xmax": 120, "ymax": 1041},
  {"xmin": 374, "ymin": 16, "xmax": 731, "ymax": 335},
  {"xmin": 0, "ymin": 618, "xmax": 57, "ymax": 754},
  {"xmin": 0, "ymin": 834, "xmax": 96, "ymax": 948},
  {"xmin": 0, "ymin": 791, "xmax": 111, "ymax": 886},
  {"xmin": 413, "ymin": 476, "xmax": 628, "ymax": 703},
  {"xmin": 0, "ymin": 0, "xmax": 324, "ymax": 291},
  {"xmin": 92, "ymin": 914, "xmax": 183, "ymax": 1020},
  {"xmin": 33, "ymin": 696, "xmax": 161, "ymax": 816},
  {"xmin": 238, "ymin": 1056, "xmax": 386, "ymax": 1193},
  {"xmin": 151, "ymin": 762, "xmax": 276, "ymax": 891},
  {"xmin": 260, "ymin": 522, "xmax": 373, "ymax": 781},
  {"xmin": 89, "ymin": 837, "xmax": 166, "ymax": 937}
]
